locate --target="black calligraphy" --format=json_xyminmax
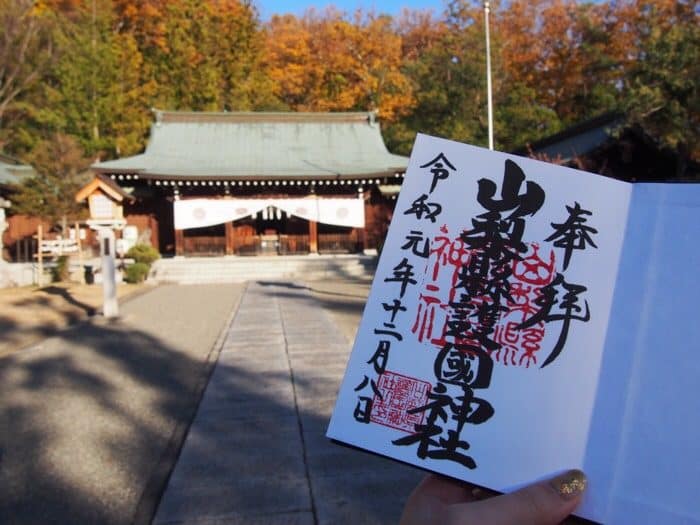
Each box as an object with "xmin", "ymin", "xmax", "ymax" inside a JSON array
[{"xmin": 545, "ymin": 202, "xmax": 598, "ymax": 270}]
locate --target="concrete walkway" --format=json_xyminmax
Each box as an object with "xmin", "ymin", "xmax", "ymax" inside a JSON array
[{"xmin": 154, "ymin": 282, "xmax": 423, "ymax": 525}]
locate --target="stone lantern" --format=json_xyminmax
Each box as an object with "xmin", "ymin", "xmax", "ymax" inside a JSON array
[{"xmin": 75, "ymin": 174, "xmax": 135, "ymax": 318}]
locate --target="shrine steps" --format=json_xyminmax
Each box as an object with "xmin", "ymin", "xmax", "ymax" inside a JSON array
[{"xmin": 149, "ymin": 254, "xmax": 377, "ymax": 284}]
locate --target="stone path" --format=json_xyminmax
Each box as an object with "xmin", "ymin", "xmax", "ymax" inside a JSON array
[{"xmin": 154, "ymin": 281, "xmax": 423, "ymax": 525}]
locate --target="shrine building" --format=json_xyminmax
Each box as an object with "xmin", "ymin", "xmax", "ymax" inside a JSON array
[{"xmin": 91, "ymin": 110, "xmax": 408, "ymax": 256}]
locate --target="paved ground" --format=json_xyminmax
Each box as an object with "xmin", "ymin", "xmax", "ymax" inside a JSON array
[
  {"xmin": 0, "ymin": 284, "xmax": 244, "ymax": 525},
  {"xmin": 0, "ymin": 279, "xmax": 423, "ymax": 525},
  {"xmin": 305, "ymin": 279, "xmax": 373, "ymax": 343},
  {"xmin": 154, "ymin": 281, "xmax": 423, "ymax": 525}
]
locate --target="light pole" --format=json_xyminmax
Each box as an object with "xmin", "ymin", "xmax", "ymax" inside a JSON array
[{"xmin": 484, "ymin": 1, "xmax": 494, "ymax": 150}]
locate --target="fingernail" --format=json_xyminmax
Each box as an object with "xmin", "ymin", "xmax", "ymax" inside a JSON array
[{"xmin": 550, "ymin": 469, "xmax": 587, "ymax": 500}]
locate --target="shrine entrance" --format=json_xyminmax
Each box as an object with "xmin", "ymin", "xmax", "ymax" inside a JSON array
[{"xmin": 175, "ymin": 198, "xmax": 364, "ymax": 256}]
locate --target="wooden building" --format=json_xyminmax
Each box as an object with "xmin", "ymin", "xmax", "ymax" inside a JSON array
[
  {"xmin": 92, "ymin": 110, "xmax": 408, "ymax": 256},
  {"xmin": 0, "ymin": 153, "xmax": 46, "ymax": 262},
  {"xmin": 514, "ymin": 113, "xmax": 699, "ymax": 182}
]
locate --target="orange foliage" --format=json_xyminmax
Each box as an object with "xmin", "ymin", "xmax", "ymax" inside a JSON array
[
  {"xmin": 264, "ymin": 9, "xmax": 414, "ymax": 121},
  {"xmin": 110, "ymin": 0, "xmax": 172, "ymax": 50},
  {"xmin": 395, "ymin": 8, "xmax": 447, "ymax": 61},
  {"xmin": 496, "ymin": 0, "xmax": 634, "ymax": 121}
]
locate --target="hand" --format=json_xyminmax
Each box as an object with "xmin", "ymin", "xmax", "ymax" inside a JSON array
[{"xmin": 400, "ymin": 470, "xmax": 587, "ymax": 525}]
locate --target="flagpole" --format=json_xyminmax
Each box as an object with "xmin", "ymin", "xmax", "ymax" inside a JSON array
[{"xmin": 484, "ymin": 1, "xmax": 494, "ymax": 150}]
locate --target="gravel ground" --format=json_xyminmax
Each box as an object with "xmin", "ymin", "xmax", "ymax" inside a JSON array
[
  {"xmin": 0, "ymin": 282, "xmax": 147, "ymax": 357},
  {"xmin": 0, "ymin": 283, "xmax": 244, "ymax": 525}
]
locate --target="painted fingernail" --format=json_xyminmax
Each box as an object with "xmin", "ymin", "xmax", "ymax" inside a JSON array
[{"xmin": 550, "ymin": 469, "xmax": 587, "ymax": 500}]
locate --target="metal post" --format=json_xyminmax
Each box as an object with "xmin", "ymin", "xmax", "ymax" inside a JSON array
[{"xmin": 484, "ymin": 1, "xmax": 494, "ymax": 151}]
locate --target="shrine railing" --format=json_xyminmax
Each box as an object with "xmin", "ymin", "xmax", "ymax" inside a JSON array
[
  {"xmin": 279, "ymin": 234, "xmax": 310, "ymax": 254},
  {"xmin": 184, "ymin": 233, "xmax": 359, "ymax": 256}
]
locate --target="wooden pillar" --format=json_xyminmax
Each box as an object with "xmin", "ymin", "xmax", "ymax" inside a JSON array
[
  {"xmin": 175, "ymin": 229, "xmax": 184, "ymax": 256},
  {"xmin": 225, "ymin": 221, "xmax": 235, "ymax": 255},
  {"xmin": 358, "ymin": 227, "xmax": 366, "ymax": 253},
  {"xmin": 149, "ymin": 215, "xmax": 159, "ymax": 250},
  {"xmin": 309, "ymin": 220, "xmax": 318, "ymax": 254}
]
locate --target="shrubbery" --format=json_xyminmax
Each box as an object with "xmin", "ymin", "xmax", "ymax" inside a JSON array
[
  {"xmin": 125, "ymin": 244, "xmax": 160, "ymax": 266},
  {"xmin": 124, "ymin": 262, "xmax": 150, "ymax": 283},
  {"xmin": 124, "ymin": 244, "xmax": 160, "ymax": 284}
]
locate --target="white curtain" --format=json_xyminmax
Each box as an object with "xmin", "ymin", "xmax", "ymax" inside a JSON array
[{"xmin": 174, "ymin": 197, "xmax": 365, "ymax": 230}]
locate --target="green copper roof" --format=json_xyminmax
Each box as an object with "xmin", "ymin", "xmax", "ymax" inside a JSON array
[
  {"xmin": 0, "ymin": 154, "xmax": 34, "ymax": 186},
  {"xmin": 93, "ymin": 110, "xmax": 408, "ymax": 179}
]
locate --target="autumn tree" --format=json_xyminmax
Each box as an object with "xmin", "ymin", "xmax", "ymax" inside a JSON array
[
  {"xmin": 495, "ymin": 0, "xmax": 631, "ymax": 126},
  {"xmin": 111, "ymin": 0, "xmax": 169, "ymax": 52},
  {"xmin": 12, "ymin": 133, "xmax": 90, "ymax": 232},
  {"xmin": 622, "ymin": 0, "xmax": 699, "ymax": 165},
  {"xmin": 1, "ymin": 0, "xmax": 696, "ymax": 180},
  {"xmin": 265, "ymin": 9, "xmax": 414, "ymax": 121},
  {"xmin": 386, "ymin": 1, "xmax": 561, "ymax": 153},
  {"xmin": 0, "ymin": 0, "xmax": 59, "ymax": 128}
]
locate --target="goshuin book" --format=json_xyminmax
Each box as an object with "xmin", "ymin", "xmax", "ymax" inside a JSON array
[{"xmin": 327, "ymin": 134, "xmax": 700, "ymax": 524}]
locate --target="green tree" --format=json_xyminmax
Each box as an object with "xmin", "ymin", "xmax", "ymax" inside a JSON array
[
  {"xmin": 42, "ymin": 0, "xmax": 152, "ymax": 157},
  {"xmin": 151, "ymin": 0, "xmax": 278, "ymax": 112},
  {"xmin": 623, "ymin": 0, "xmax": 699, "ymax": 168},
  {"xmin": 494, "ymin": 83, "xmax": 561, "ymax": 151},
  {"xmin": 386, "ymin": 5, "xmax": 488, "ymax": 154},
  {"xmin": 3, "ymin": 0, "xmax": 153, "ymax": 159}
]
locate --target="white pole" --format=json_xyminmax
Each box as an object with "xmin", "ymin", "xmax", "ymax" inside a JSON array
[
  {"xmin": 484, "ymin": 1, "xmax": 494, "ymax": 150},
  {"xmin": 100, "ymin": 228, "xmax": 119, "ymax": 318}
]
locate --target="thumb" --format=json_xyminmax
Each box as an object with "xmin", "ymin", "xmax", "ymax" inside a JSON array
[{"xmin": 448, "ymin": 469, "xmax": 587, "ymax": 525}]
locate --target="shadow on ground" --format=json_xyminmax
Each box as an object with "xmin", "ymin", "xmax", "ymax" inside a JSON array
[
  {"xmin": 41, "ymin": 286, "xmax": 97, "ymax": 316},
  {"xmin": 0, "ymin": 319, "xmax": 210, "ymax": 525},
  {"xmin": 0, "ymin": 281, "xmax": 420, "ymax": 525},
  {"xmin": 0, "ymin": 287, "xmax": 96, "ymax": 355}
]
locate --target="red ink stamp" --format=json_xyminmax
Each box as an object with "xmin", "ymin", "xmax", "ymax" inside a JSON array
[
  {"xmin": 411, "ymin": 229, "xmax": 557, "ymax": 368},
  {"xmin": 371, "ymin": 371, "xmax": 431, "ymax": 433}
]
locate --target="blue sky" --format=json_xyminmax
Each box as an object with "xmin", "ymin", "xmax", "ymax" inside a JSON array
[{"xmin": 256, "ymin": 0, "xmax": 445, "ymax": 20}]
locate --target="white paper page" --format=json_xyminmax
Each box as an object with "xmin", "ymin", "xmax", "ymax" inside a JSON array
[
  {"xmin": 584, "ymin": 183, "xmax": 700, "ymax": 524},
  {"xmin": 328, "ymin": 134, "xmax": 632, "ymax": 520}
]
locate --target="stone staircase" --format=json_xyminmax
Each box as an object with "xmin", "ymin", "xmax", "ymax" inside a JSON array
[{"xmin": 149, "ymin": 254, "xmax": 377, "ymax": 284}]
